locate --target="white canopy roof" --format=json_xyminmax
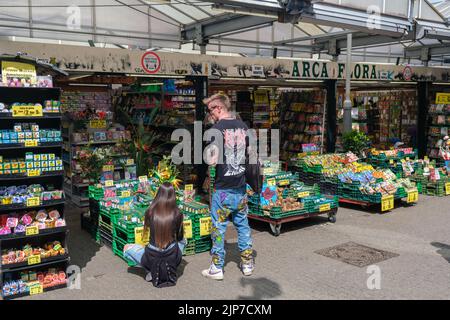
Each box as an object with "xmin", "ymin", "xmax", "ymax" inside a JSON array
[{"xmin": 1, "ymin": 0, "xmax": 450, "ymax": 65}]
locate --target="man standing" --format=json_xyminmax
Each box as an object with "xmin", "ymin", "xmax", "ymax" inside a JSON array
[{"xmin": 202, "ymin": 93, "xmax": 254, "ymax": 280}]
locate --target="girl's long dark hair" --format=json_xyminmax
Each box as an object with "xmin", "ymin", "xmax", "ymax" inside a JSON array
[{"xmin": 144, "ymin": 182, "xmax": 179, "ymax": 249}]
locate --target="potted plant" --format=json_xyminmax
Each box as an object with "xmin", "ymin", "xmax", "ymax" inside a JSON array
[{"xmin": 342, "ymin": 130, "xmax": 371, "ymax": 158}]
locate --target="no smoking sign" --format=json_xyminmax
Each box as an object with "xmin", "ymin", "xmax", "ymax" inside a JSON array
[{"xmin": 141, "ymin": 51, "xmax": 161, "ymax": 74}]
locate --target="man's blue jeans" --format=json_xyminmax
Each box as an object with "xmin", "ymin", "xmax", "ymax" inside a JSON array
[{"xmin": 210, "ymin": 187, "xmax": 253, "ymax": 269}]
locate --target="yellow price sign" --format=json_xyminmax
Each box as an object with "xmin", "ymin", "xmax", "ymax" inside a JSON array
[
  {"xmin": 25, "ymin": 226, "xmax": 39, "ymax": 236},
  {"xmin": 134, "ymin": 226, "xmax": 150, "ymax": 246},
  {"xmin": 24, "ymin": 140, "xmax": 38, "ymax": 147},
  {"xmin": 183, "ymin": 220, "xmax": 193, "ymax": 239},
  {"xmin": 89, "ymin": 119, "xmax": 107, "ymax": 129},
  {"xmin": 105, "ymin": 180, "xmax": 114, "ymax": 187},
  {"xmin": 278, "ymin": 179, "xmax": 290, "ymax": 186},
  {"xmin": 406, "ymin": 157, "xmax": 410, "ymax": 161},
  {"xmin": 27, "ymin": 169, "xmax": 41, "ymax": 177},
  {"xmin": 121, "ymin": 190, "xmax": 131, "ymax": 197},
  {"xmin": 436, "ymin": 93, "xmax": 450, "ymax": 104},
  {"xmin": 319, "ymin": 203, "xmax": 331, "ymax": 212},
  {"xmin": 267, "ymin": 178, "xmax": 276, "ymax": 187},
  {"xmin": 12, "ymin": 105, "xmax": 43, "ymax": 117},
  {"xmin": 138, "ymin": 175, "xmax": 148, "ymax": 183},
  {"xmin": 445, "ymin": 183, "xmax": 450, "ymax": 196},
  {"xmin": 263, "ymin": 167, "xmax": 273, "ymax": 175},
  {"xmin": 298, "ymin": 191, "xmax": 310, "ymax": 198},
  {"xmin": 26, "ymin": 197, "xmax": 40, "ymax": 207},
  {"xmin": 126, "ymin": 159, "xmax": 134, "ymax": 166},
  {"xmin": 28, "ymin": 255, "xmax": 41, "ymax": 265},
  {"xmin": 102, "ymin": 165, "xmax": 114, "ymax": 172},
  {"xmin": 199, "ymin": 217, "xmax": 212, "ymax": 236},
  {"xmin": 185, "ymin": 184, "xmax": 194, "ymax": 191},
  {"xmin": 389, "ymin": 159, "xmax": 394, "ymax": 165},
  {"xmin": 381, "ymin": 195, "xmax": 394, "ymax": 212},
  {"xmin": 407, "ymin": 190, "xmax": 418, "ymax": 203},
  {"xmin": 29, "ymin": 283, "xmax": 43, "ymax": 296}
]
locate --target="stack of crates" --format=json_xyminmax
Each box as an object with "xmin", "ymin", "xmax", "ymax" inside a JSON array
[
  {"xmin": 181, "ymin": 201, "xmax": 212, "ymax": 254},
  {"xmin": 96, "ymin": 203, "xmax": 121, "ymax": 248}
]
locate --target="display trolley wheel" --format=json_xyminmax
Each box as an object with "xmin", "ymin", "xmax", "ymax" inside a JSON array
[
  {"xmin": 328, "ymin": 210, "xmax": 337, "ymax": 223},
  {"xmin": 270, "ymin": 223, "xmax": 282, "ymax": 236}
]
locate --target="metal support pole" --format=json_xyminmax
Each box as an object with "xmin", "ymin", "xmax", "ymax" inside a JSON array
[
  {"xmin": 343, "ymin": 33, "xmax": 353, "ymax": 134},
  {"xmin": 417, "ymin": 81, "xmax": 430, "ymax": 158},
  {"xmin": 325, "ymin": 79, "xmax": 337, "ymax": 153}
]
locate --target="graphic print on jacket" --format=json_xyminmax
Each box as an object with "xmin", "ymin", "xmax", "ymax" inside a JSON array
[{"xmin": 223, "ymin": 128, "xmax": 247, "ymax": 177}]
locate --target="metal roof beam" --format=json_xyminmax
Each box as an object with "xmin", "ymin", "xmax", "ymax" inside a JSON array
[
  {"xmin": 315, "ymin": 33, "xmax": 414, "ymax": 52},
  {"xmin": 404, "ymin": 43, "xmax": 450, "ymax": 58},
  {"xmin": 181, "ymin": 14, "xmax": 274, "ymax": 40}
]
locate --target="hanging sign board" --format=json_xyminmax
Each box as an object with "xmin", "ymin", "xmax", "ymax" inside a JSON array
[
  {"xmin": 1, "ymin": 61, "xmax": 37, "ymax": 86},
  {"xmin": 381, "ymin": 195, "xmax": 394, "ymax": 212},
  {"xmin": 134, "ymin": 226, "xmax": 150, "ymax": 246},
  {"xmin": 12, "ymin": 105, "xmax": 43, "ymax": 117},
  {"xmin": 199, "ymin": 217, "xmax": 212, "ymax": 236},
  {"xmin": 183, "ymin": 220, "xmax": 193, "ymax": 239},
  {"xmin": 89, "ymin": 120, "xmax": 107, "ymax": 129}
]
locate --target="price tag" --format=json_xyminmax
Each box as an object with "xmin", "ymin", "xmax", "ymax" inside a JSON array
[
  {"xmin": 25, "ymin": 140, "xmax": 38, "ymax": 147},
  {"xmin": 183, "ymin": 220, "xmax": 193, "ymax": 239},
  {"xmin": 29, "ymin": 283, "xmax": 43, "ymax": 296},
  {"xmin": 319, "ymin": 203, "xmax": 331, "ymax": 212},
  {"xmin": 185, "ymin": 184, "xmax": 193, "ymax": 191},
  {"xmin": 126, "ymin": 159, "xmax": 134, "ymax": 166},
  {"xmin": 278, "ymin": 179, "xmax": 290, "ymax": 186},
  {"xmin": 263, "ymin": 168, "xmax": 273, "ymax": 175},
  {"xmin": 436, "ymin": 93, "xmax": 450, "ymax": 104},
  {"xmin": 27, "ymin": 169, "xmax": 41, "ymax": 177},
  {"xmin": 381, "ymin": 195, "xmax": 394, "ymax": 212},
  {"xmin": 89, "ymin": 119, "xmax": 107, "ymax": 129},
  {"xmin": 406, "ymin": 157, "xmax": 410, "ymax": 161},
  {"xmin": 28, "ymin": 255, "xmax": 41, "ymax": 265},
  {"xmin": 407, "ymin": 190, "xmax": 418, "ymax": 203},
  {"xmin": 121, "ymin": 190, "xmax": 131, "ymax": 197},
  {"xmin": 103, "ymin": 165, "xmax": 114, "ymax": 172},
  {"xmin": 12, "ymin": 105, "xmax": 43, "ymax": 117},
  {"xmin": 199, "ymin": 217, "xmax": 212, "ymax": 236},
  {"xmin": 134, "ymin": 226, "xmax": 150, "ymax": 246},
  {"xmin": 267, "ymin": 178, "xmax": 276, "ymax": 187},
  {"xmin": 26, "ymin": 197, "xmax": 40, "ymax": 207},
  {"xmin": 298, "ymin": 191, "xmax": 310, "ymax": 198},
  {"xmin": 105, "ymin": 180, "xmax": 114, "ymax": 187},
  {"xmin": 424, "ymin": 156, "xmax": 429, "ymax": 161},
  {"xmin": 389, "ymin": 159, "xmax": 394, "ymax": 164},
  {"xmin": 138, "ymin": 175, "xmax": 148, "ymax": 183},
  {"xmin": 445, "ymin": 182, "xmax": 450, "ymax": 196},
  {"xmin": 26, "ymin": 226, "xmax": 39, "ymax": 236}
]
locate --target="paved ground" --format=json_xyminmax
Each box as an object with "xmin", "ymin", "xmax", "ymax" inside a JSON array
[{"xmin": 22, "ymin": 195, "xmax": 450, "ymax": 300}]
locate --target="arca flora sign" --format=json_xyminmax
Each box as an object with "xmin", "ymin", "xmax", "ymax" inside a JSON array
[{"xmin": 291, "ymin": 60, "xmax": 404, "ymax": 80}]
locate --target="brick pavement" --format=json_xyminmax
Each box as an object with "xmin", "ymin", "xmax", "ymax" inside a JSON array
[{"xmin": 21, "ymin": 195, "xmax": 450, "ymax": 300}]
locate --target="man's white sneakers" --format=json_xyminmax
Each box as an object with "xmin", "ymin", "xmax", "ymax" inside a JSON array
[
  {"xmin": 201, "ymin": 264, "xmax": 224, "ymax": 280},
  {"xmin": 241, "ymin": 262, "xmax": 254, "ymax": 276}
]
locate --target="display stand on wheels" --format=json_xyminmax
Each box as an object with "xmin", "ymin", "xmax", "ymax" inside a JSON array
[{"xmin": 0, "ymin": 56, "xmax": 69, "ymax": 299}]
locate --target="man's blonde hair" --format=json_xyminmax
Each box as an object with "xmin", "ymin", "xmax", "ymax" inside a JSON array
[{"xmin": 203, "ymin": 93, "xmax": 231, "ymax": 111}]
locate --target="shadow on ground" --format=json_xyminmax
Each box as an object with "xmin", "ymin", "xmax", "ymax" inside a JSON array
[
  {"xmin": 65, "ymin": 203, "xmax": 101, "ymax": 270},
  {"xmin": 248, "ymin": 215, "xmax": 331, "ymax": 236},
  {"xmin": 223, "ymin": 241, "xmax": 258, "ymax": 270},
  {"xmin": 238, "ymin": 277, "xmax": 282, "ymax": 300},
  {"xmin": 431, "ymin": 242, "xmax": 450, "ymax": 264}
]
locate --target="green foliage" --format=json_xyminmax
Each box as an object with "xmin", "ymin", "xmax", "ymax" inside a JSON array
[{"xmin": 342, "ymin": 130, "xmax": 371, "ymax": 156}]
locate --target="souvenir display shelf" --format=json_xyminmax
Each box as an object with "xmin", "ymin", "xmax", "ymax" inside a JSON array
[{"xmin": 0, "ymin": 86, "xmax": 69, "ymax": 300}]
